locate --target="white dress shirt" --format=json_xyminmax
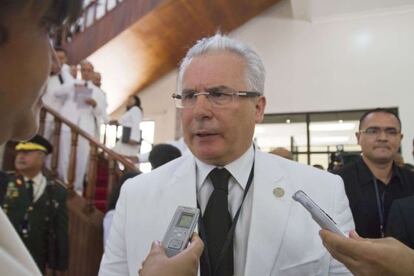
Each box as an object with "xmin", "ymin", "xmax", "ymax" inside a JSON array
[
  {"xmin": 195, "ymin": 145, "xmax": 255, "ymax": 276},
  {"xmin": 24, "ymin": 173, "xmax": 47, "ymax": 202}
]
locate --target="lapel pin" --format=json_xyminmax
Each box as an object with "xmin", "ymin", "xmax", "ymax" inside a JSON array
[{"xmin": 273, "ymin": 187, "xmax": 285, "ymax": 198}]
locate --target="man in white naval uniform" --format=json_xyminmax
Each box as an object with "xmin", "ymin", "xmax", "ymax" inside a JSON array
[
  {"xmin": 42, "ymin": 48, "xmax": 75, "ymax": 142},
  {"xmin": 58, "ymin": 61, "xmax": 107, "ymax": 194}
]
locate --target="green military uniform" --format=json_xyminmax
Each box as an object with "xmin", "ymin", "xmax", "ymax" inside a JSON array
[
  {"xmin": 1, "ymin": 172, "xmax": 68, "ymax": 273},
  {"xmin": 0, "ymin": 171, "xmax": 8, "ymax": 205}
]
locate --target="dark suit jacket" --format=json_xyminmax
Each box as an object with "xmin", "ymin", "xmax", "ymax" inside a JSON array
[
  {"xmin": 386, "ymin": 195, "xmax": 414, "ymax": 249},
  {"xmin": 0, "ymin": 171, "xmax": 8, "ymax": 205}
]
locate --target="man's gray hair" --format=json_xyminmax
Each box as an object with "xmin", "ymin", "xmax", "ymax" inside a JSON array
[{"xmin": 177, "ymin": 33, "xmax": 265, "ymax": 94}]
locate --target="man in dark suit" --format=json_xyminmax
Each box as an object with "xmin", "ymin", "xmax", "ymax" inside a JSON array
[
  {"xmin": 1, "ymin": 135, "xmax": 68, "ymax": 273},
  {"xmin": 386, "ymin": 195, "xmax": 414, "ymax": 249}
]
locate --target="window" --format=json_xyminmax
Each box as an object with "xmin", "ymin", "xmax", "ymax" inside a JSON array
[{"xmin": 254, "ymin": 108, "xmax": 398, "ymax": 169}]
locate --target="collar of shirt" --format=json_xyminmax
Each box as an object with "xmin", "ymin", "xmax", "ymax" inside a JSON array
[
  {"xmin": 358, "ymin": 157, "xmax": 402, "ymax": 188},
  {"xmin": 23, "ymin": 172, "xmax": 47, "ymax": 202},
  {"xmin": 195, "ymin": 144, "xmax": 255, "ymax": 192},
  {"xmin": 194, "ymin": 144, "xmax": 255, "ymax": 217}
]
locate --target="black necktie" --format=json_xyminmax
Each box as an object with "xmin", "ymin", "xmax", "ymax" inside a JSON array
[
  {"xmin": 26, "ymin": 179, "xmax": 34, "ymax": 202},
  {"xmin": 203, "ymin": 168, "xmax": 233, "ymax": 276}
]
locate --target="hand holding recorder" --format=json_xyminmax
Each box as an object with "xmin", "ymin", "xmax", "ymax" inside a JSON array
[
  {"xmin": 139, "ymin": 206, "xmax": 203, "ymax": 276},
  {"xmin": 139, "ymin": 233, "xmax": 204, "ymax": 276}
]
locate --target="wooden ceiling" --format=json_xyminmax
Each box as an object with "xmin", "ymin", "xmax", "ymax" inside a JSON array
[{"xmin": 85, "ymin": 0, "xmax": 282, "ymax": 113}]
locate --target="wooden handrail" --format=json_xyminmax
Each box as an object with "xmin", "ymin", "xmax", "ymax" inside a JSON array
[
  {"xmin": 39, "ymin": 104, "xmax": 139, "ymax": 211},
  {"xmin": 40, "ymin": 104, "xmax": 137, "ymax": 171}
]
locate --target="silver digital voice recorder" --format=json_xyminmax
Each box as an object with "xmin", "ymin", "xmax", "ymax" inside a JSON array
[{"xmin": 162, "ymin": 206, "xmax": 200, "ymax": 257}]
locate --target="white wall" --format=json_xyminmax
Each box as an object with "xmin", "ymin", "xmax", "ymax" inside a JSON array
[
  {"xmin": 138, "ymin": 71, "xmax": 177, "ymax": 144},
  {"xmin": 138, "ymin": 0, "xmax": 414, "ymax": 161}
]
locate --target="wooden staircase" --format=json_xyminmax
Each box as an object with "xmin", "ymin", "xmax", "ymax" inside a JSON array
[
  {"xmin": 37, "ymin": 105, "xmax": 139, "ymax": 276},
  {"xmin": 94, "ymin": 153, "xmax": 111, "ymax": 212}
]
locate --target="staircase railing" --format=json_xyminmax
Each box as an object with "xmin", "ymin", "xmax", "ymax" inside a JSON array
[{"xmin": 38, "ymin": 104, "xmax": 138, "ymax": 211}]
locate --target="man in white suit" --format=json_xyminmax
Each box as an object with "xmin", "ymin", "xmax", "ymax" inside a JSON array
[
  {"xmin": 42, "ymin": 47, "xmax": 75, "ymax": 142},
  {"xmin": 100, "ymin": 34, "xmax": 354, "ymax": 276},
  {"xmin": 58, "ymin": 60, "xmax": 108, "ymax": 194}
]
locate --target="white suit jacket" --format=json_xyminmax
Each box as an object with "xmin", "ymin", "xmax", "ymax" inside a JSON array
[
  {"xmin": 99, "ymin": 151, "xmax": 354, "ymax": 276},
  {"xmin": 60, "ymin": 80, "xmax": 107, "ymax": 137}
]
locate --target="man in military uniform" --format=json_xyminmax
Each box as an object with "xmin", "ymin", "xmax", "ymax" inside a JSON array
[{"xmin": 1, "ymin": 135, "xmax": 68, "ymax": 274}]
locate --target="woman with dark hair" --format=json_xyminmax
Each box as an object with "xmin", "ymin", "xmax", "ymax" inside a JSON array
[
  {"xmin": 112, "ymin": 95, "xmax": 143, "ymax": 160},
  {"xmin": 0, "ymin": 1, "xmax": 82, "ymax": 275}
]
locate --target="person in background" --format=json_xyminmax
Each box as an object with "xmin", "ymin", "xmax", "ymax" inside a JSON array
[
  {"xmin": 313, "ymin": 164, "xmax": 325, "ymax": 170},
  {"xmin": 69, "ymin": 64, "xmax": 78, "ymax": 79},
  {"xmin": 1, "ymin": 135, "xmax": 68, "ymax": 274},
  {"xmin": 337, "ymin": 108, "xmax": 414, "ymax": 238},
  {"xmin": 269, "ymin": 147, "xmax": 293, "ymax": 160},
  {"xmin": 42, "ymin": 47, "xmax": 75, "ymax": 142},
  {"xmin": 103, "ymin": 171, "xmax": 140, "ymax": 247},
  {"xmin": 405, "ymin": 138, "xmax": 414, "ymax": 171},
  {"xmin": 320, "ymin": 229, "xmax": 414, "ymax": 276},
  {"xmin": 386, "ymin": 195, "xmax": 414, "ymax": 249},
  {"xmin": 92, "ymin": 71, "xmax": 102, "ymax": 88},
  {"xmin": 112, "ymin": 95, "xmax": 143, "ymax": 162},
  {"xmin": 58, "ymin": 60, "xmax": 108, "ymax": 194},
  {"xmin": 138, "ymin": 137, "xmax": 189, "ymax": 163},
  {"xmin": 91, "ymin": 70, "xmax": 110, "ymax": 126},
  {"xmin": 0, "ymin": 1, "xmax": 82, "ymax": 275},
  {"xmin": 148, "ymin": 144, "xmax": 182, "ymax": 170},
  {"xmin": 54, "ymin": 47, "xmax": 74, "ymax": 81}
]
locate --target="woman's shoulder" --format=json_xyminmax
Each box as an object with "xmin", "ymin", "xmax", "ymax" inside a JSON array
[{"xmin": 129, "ymin": 106, "xmax": 142, "ymax": 114}]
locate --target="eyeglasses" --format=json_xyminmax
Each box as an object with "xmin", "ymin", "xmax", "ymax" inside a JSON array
[
  {"xmin": 359, "ymin": 127, "xmax": 401, "ymax": 137},
  {"xmin": 172, "ymin": 86, "xmax": 261, "ymax": 109}
]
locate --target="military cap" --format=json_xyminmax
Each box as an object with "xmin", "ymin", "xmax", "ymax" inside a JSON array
[{"xmin": 15, "ymin": 135, "xmax": 53, "ymax": 154}]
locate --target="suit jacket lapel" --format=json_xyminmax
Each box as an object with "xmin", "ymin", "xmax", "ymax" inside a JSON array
[
  {"xmin": 244, "ymin": 152, "xmax": 294, "ymax": 276},
  {"xmin": 135, "ymin": 155, "xmax": 199, "ymax": 265},
  {"xmin": 164, "ymin": 155, "xmax": 198, "ymax": 213}
]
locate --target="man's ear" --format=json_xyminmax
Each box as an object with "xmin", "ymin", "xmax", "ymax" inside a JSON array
[{"xmin": 255, "ymin": 96, "xmax": 266, "ymax": 123}]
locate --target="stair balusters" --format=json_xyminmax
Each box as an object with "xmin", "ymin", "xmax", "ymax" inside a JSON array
[
  {"xmin": 86, "ymin": 144, "xmax": 98, "ymax": 211},
  {"xmin": 67, "ymin": 132, "xmax": 79, "ymax": 192},
  {"xmin": 50, "ymin": 119, "xmax": 62, "ymax": 178}
]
